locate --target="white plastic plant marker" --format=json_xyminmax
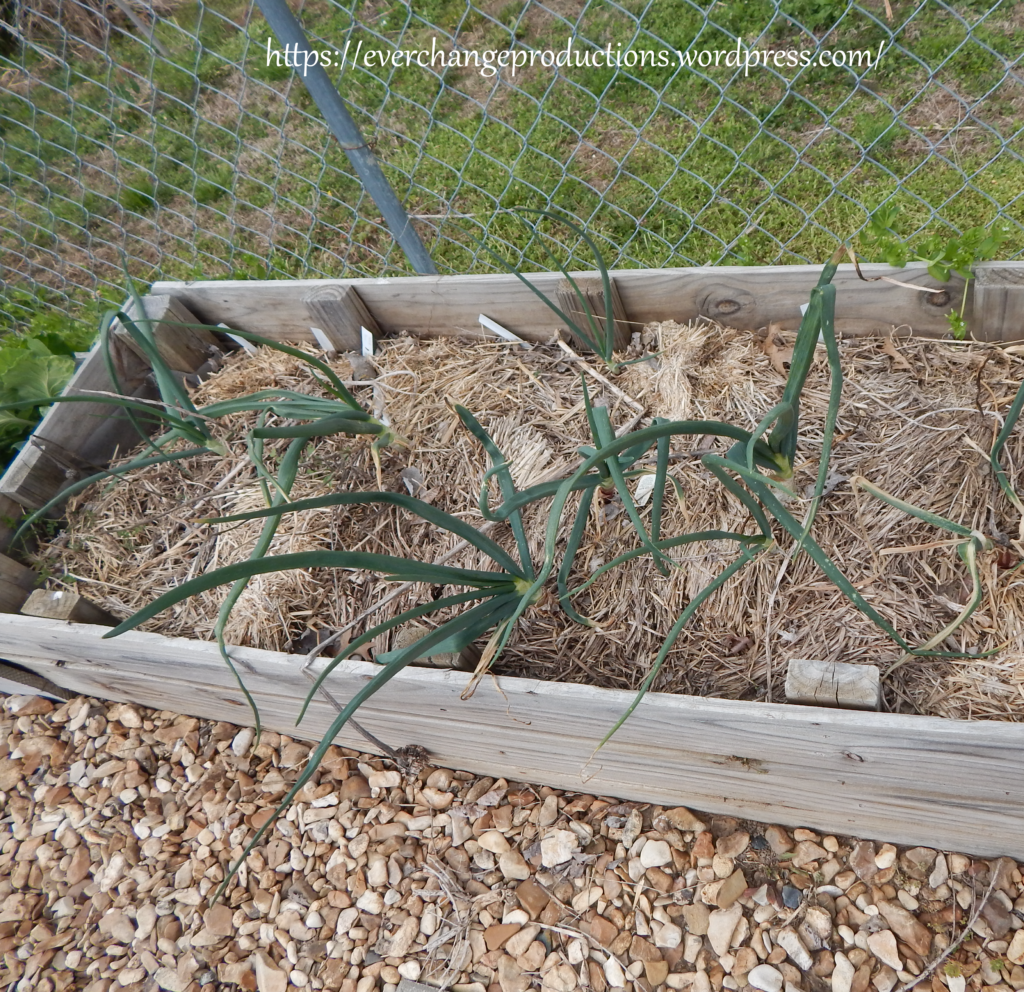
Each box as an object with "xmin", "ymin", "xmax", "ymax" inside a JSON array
[
  {"xmin": 479, "ymin": 313, "xmax": 531, "ymax": 349},
  {"xmin": 634, "ymin": 473, "xmax": 657, "ymax": 507},
  {"xmin": 219, "ymin": 324, "xmax": 258, "ymax": 355},
  {"xmin": 361, "ymin": 326, "xmax": 389, "ymax": 425},
  {"xmin": 800, "ymin": 301, "xmax": 825, "ymax": 344},
  {"xmin": 310, "ymin": 326, "xmax": 336, "ymax": 356}
]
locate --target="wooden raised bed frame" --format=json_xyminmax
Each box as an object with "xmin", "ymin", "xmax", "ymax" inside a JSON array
[{"xmin": 1, "ymin": 261, "xmax": 1023, "ymax": 857}]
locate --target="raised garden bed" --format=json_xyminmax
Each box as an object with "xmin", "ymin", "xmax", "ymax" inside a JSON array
[{"xmin": 2, "ymin": 262, "xmax": 1023, "ymax": 857}]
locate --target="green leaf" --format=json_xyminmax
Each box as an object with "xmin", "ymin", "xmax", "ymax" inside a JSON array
[
  {"xmin": 4, "ymin": 354, "xmax": 74, "ymax": 404},
  {"xmin": 104, "ymin": 551, "xmax": 520, "ymax": 638},
  {"xmin": 202, "ymin": 490, "xmax": 525, "ymax": 578}
]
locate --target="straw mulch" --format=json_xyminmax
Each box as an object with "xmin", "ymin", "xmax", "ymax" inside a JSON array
[{"xmin": 34, "ymin": 323, "xmax": 1024, "ymax": 722}]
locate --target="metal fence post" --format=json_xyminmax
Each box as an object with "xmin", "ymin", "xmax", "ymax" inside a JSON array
[{"xmin": 253, "ymin": 0, "xmax": 437, "ymax": 275}]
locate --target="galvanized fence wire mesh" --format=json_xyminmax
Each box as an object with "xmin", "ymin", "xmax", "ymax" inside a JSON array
[{"xmin": 1, "ymin": 0, "xmax": 1022, "ymax": 329}]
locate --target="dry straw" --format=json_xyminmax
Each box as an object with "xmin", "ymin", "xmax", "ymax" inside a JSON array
[{"xmin": 37, "ymin": 323, "xmax": 1024, "ymax": 722}]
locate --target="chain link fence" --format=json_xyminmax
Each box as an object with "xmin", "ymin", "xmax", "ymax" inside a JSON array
[{"xmin": 1, "ymin": 0, "xmax": 1022, "ymax": 329}]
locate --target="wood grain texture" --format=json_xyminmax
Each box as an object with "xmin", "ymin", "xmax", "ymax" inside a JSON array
[
  {"xmin": 305, "ymin": 285, "xmax": 380, "ymax": 352},
  {"xmin": 0, "ymin": 552, "xmax": 36, "ymax": 614},
  {"xmin": 974, "ymin": 262, "xmax": 1024, "ymax": 343},
  {"xmin": 21, "ymin": 588, "xmax": 117, "ymax": 625},
  {"xmin": 113, "ymin": 295, "xmax": 220, "ymax": 372},
  {"xmin": 555, "ymin": 276, "xmax": 632, "ymax": 351},
  {"xmin": 151, "ymin": 262, "xmax": 980, "ymax": 343},
  {"xmin": 2, "ymin": 614, "xmax": 1023, "ymax": 857},
  {"xmin": 0, "ymin": 494, "xmax": 22, "ymax": 554},
  {"xmin": 785, "ymin": 658, "xmax": 880, "ymax": 711}
]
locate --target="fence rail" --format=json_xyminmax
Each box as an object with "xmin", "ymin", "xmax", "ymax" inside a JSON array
[{"xmin": 1, "ymin": 0, "xmax": 1022, "ymax": 329}]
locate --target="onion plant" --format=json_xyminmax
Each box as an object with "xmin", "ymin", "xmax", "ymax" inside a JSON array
[
  {"xmin": 2, "ymin": 287, "xmax": 398, "ymax": 729},
  {"xmin": 473, "ymin": 209, "xmax": 649, "ymax": 371},
  {"xmin": 105, "ymin": 483, "xmax": 539, "ymax": 902},
  {"xmin": 474, "ymin": 247, "xmax": 987, "ymax": 745}
]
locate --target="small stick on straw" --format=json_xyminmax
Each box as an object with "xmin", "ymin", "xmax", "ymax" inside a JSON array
[{"xmin": 556, "ymin": 339, "xmax": 645, "ymax": 414}]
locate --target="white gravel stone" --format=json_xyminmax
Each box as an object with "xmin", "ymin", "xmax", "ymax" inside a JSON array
[
  {"xmin": 747, "ymin": 965, "xmax": 784, "ymax": 992},
  {"xmin": 356, "ymin": 890, "xmax": 385, "ymax": 914},
  {"xmin": 832, "ymin": 952, "xmax": 855, "ymax": 992},
  {"xmin": 604, "ymin": 956, "xmax": 627, "ymax": 988},
  {"xmin": 707, "ymin": 904, "xmax": 744, "ymax": 957},
  {"xmin": 368, "ymin": 769, "xmax": 401, "ymax": 789},
  {"xmin": 540, "ymin": 829, "xmax": 578, "ymax": 867},
  {"xmin": 479, "ymin": 830, "xmax": 512, "ymax": 854},
  {"xmin": 398, "ymin": 962, "xmax": 422, "ymax": 981},
  {"xmin": 640, "ymin": 839, "xmax": 672, "ymax": 868},
  {"xmin": 231, "ymin": 726, "xmax": 254, "ymax": 756},
  {"xmin": 867, "ymin": 930, "xmax": 902, "ymax": 971},
  {"xmin": 776, "ymin": 928, "xmax": 813, "ymax": 971},
  {"xmin": 654, "ymin": 922, "xmax": 683, "ymax": 949},
  {"xmin": 1007, "ymin": 928, "xmax": 1024, "ymax": 966}
]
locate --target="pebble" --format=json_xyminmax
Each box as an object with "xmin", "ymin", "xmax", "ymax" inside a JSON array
[
  {"xmin": 153, "ymin": 968, "xmax": 188, "ymax": 992},
  {"xmin": 707, "ymin": 904, "xmax": 744, "ymax": 956},
  {"xmin": 716, "ymin": 869, "xmax": 747, "ymax": 909},
  {"xmin": 231, "ymin": 726, "xmax": 254, "ymax": 755},
  {"xmin": 849, "ymin": 841, "xmax": 879, "ymax": 880},
  {"xmin": 1010, "ymin": 929, "xmax": 1024, "ymax": 966},
  {"xmin": 876, "ymin": 901, "xmax": 933, "ymax": 957},
  {"xmin": 640, "ymin": 839, "xmax": 672, "ymax": 867},
  {"xmin": 781, "ymin": 885, "xmax": 802, "ymax": 909},
  {"xmin": 664, "ymin": 807, "xmax": 706, "ymax": 831},
  {"xmin": 717, "ymin": 831, "xmax": 750, "ymax": 859},
  {"xmin": 867, "ymin": 930, "xmax": 902, "ymax": 971},
  {"xmin": 253, "ymin": 950, "xmax": 288, "ymax": 992},
  {"xmin": 929, "ymin": 852, "xmax": 949, "ymax": 888},
  {"xmin": 499, "ymin": 849, "xmax": 532, "ymax": 880},
  {"xmin": 540, "ymin": 829, "xmax": 578, "ymax": 867},
  {"xmin": 776, "ymin": 928, "xmax": 813, "ymax": 971},
  {"xmin": 748, "ymin": 965, "xmax": 785, "ymax": 992},
  {"xmin": 1, "ymin": 691, "xmax": 1020, "ymax": 992},
  {"xmin": 875, "ymin": 843, "xmax": 898, "ymax": 869},
  {"xmin": 368, "ymin": 769, "xmax": 401, "ymax": 789},
  {"xmin": 765, "ymin": 825, "xmax": 794, "ymax": 854},
  {"xmin": 832, "ymin": 952, "xmax": 856, "ymax": 992}
]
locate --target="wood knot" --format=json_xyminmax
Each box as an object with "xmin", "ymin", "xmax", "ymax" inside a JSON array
[{"xmin": 699, "ymin": 285, "xmax": 755, "ymax": 323}]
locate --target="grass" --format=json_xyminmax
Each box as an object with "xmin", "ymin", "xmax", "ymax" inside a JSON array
[{"xmin": 1, "ymin": 0, "xmax": 1023, "ymax": 328}]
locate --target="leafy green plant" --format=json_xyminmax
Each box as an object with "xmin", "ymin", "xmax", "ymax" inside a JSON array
[
  {"xmin": 0, "ymin": 301, "xmax": 97, "ymax": 469},
  {"xmin": 861, "ymin": 205, "xmax": 1008, "ymax": 339}
]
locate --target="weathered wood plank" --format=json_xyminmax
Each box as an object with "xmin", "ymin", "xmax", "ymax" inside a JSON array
[
  {"xmin": 0, "ymin": 552, "xmax": 37, "ymax": 614},
  {"xmin": 2, "ymin": 614, "xmax": 1022, "ymax": 857},
  {"xmin": 113, "ymin": 295, "xmax": 221, "ymax": 372},
  {"xmin": 785, "ymin": 658, "xmax": 880, "ymax": 711},
  {"xmin": 305, "ymin": 285, "xmax": 380, "ymax": 352},
  {"xmin": 0, "ymin": 494, "xmax": 24, "ymax": 554},
  {"xmin": 555, "ymin": 276, "xmax": 632, "ymax": 352},
  {"xmin": 21, "ymin": 588, "xmax": 117, "ymax": 625},
  {"xmin": 151, "ymin": 262, "xmax": 976, "ymax": 343},
  {"xmin": 973, "ymin": 262, "xmax": 1024, "ymax": 343}
]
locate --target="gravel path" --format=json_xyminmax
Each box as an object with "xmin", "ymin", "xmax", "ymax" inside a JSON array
[{"xmin": 1, "ymin": 692, "xmax": 1022, "ymax": 992}]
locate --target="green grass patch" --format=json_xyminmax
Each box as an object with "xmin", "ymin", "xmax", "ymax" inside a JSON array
[{"xmin": 1, "ymin": 0, "xmax": 1022, "ymax": 323}]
